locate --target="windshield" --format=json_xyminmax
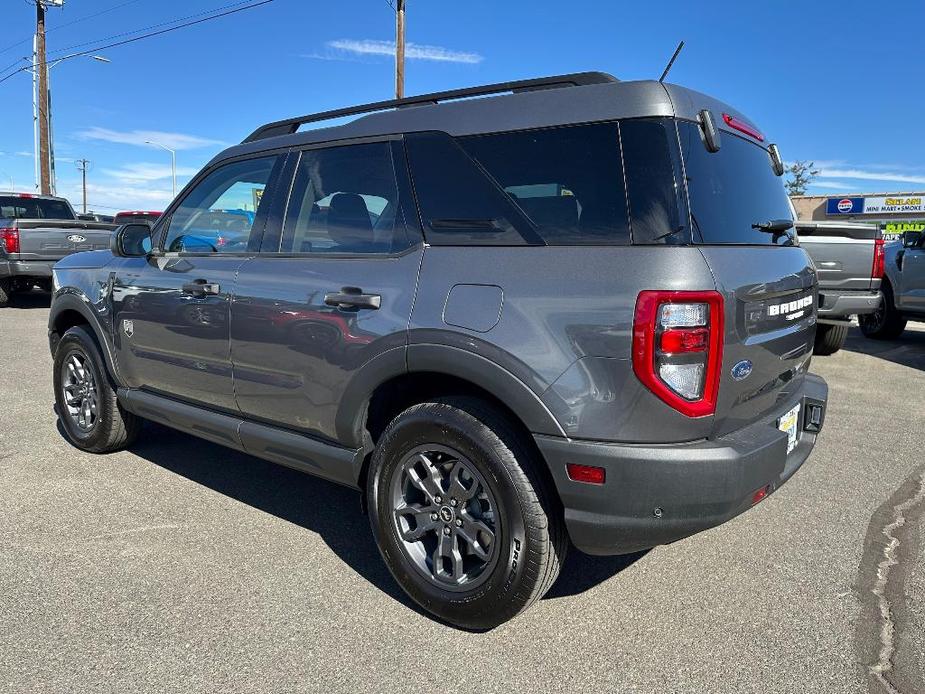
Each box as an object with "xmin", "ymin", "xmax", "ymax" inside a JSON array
[
  {"xmin": 678, "ymin": 121, "xmax": 794, "ymax": 246},
  {"xmin": 0, "ymin": 196, "xmax": 74, "ymax": 220}
]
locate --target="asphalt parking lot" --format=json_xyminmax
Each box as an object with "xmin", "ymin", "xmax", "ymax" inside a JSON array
[{"xmin": 1, "ymin": 291, "xmax": 923, "ymax": 694}]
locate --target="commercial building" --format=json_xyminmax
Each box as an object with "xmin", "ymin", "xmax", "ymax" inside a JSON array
[{"xmin": 791, "ymin": 192, "xmax": 925, "ymax": 241}]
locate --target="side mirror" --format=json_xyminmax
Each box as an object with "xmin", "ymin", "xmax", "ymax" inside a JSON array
[
  {"xmin": 768, "ymin": 144, "xmax": 785, "ymax": 176},
  {"xmin": 111, "ymin": 224, "xmax": 152, "ymax": 257},
  {"xmin": 698, "ymin": 109, "xmax": 721, "ymax": 153},
  {"xmin": 903, "ymin": 230, "xmax": 923, "ymax": 248}
]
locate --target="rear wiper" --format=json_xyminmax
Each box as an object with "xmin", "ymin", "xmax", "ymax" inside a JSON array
[{"xmin": 751, "ymin": 219, "xmax": 794, "ymax": 233}]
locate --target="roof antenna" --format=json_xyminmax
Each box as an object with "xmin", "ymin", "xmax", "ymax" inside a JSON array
[{"xmin": 658, "ymin": 41, "xmax": 684, "ymax": 83}]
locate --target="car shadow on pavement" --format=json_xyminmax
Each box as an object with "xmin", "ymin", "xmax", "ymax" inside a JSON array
[
  {"xmin": 5, "ymin": 289, "xmax": 52, "ymax": 309},
  {"xmin": 121, "ymin": 422, "xmax": 424, "ymax": 613},
  {"xmin": 840, "ymin": 324, "xmax": 925, "ymax": 371},
  {"xmin": 64, "ymin": 418, "xmax": 643, "ymax": 615}
]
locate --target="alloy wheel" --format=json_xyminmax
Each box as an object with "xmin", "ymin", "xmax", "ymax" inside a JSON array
[{"xmin": 61, "ymin": 352, "xmax": 100, "ymax": 432}]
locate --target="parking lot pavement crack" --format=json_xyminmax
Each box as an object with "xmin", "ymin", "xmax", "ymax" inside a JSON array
[{"xmin": 855, "ymin": 465, "xmax": 925, "ymax": 694}]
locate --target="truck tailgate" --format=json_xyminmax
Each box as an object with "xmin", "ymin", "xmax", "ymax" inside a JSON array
[
  {"xmin": 11, "ymin": 220, "xmax": 116, "ymax": 261},
  {"xmin": 797, "ymin": 222, "xmax": 879, "ymax": 291}
]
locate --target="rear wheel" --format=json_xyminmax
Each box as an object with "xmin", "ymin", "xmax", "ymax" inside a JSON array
[
  {"xmin": 859, "ymin": 284, "xmax": 906, "ymax": 340},
  {"xmin": 813, "ymin": 323, "xmax": 848, "ymax": 355},
  {"xmin": 0, "ymin": 279, "xmax": 9, "ymax": 307},
  {"xmin": 367, "ymin": 397, "xmax": 567, "ymax": 630},
  {"xmin": 53, "ymin": 325, "xmax": 141, "ymax": 453}
]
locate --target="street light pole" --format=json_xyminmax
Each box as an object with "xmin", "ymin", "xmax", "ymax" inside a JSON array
[
  {"xmin": 145, "ymin": 141, "xmax": 177, "ymax": 199},
  {"xmin": 35, "ymin": 0, "xmax": 51, "ymax": 194}
]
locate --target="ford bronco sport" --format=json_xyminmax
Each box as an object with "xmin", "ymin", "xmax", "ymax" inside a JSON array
[{"xmin": 48, "ymin": 72, "xmax": 828, "ymax": 629}]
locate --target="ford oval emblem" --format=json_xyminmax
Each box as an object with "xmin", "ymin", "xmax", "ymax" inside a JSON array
[
  {"xmin": 67, "ymin": 234, "xmax": 86, "ymax": 243},
  {"xmin": 731, "ymin": 359, "xmax": 753, "ymax": 381}
]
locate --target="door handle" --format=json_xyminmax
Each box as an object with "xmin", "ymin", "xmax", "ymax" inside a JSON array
[
  {"xmin": 181, "ymin": 279, "xmax": 221, "ymax": 296},
  {"xmin": 324, "ymin": 287, "xmax": 381, "ymax": 310}
]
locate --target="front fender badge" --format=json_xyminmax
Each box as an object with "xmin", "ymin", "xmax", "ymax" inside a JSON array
[{"xmin": 731, "ymin": 359, "xmax": 753, "ymax": 381}]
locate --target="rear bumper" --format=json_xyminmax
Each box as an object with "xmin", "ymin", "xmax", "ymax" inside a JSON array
[
  {"xmin": 536, "ymin": 373, "xmax": 828, "ymax": 556},
  {"xmin": 0, "ymin": 259, "xmax": 55, "ymax": 280},
  {"xmin": 817, "ymin": 289, "xmax": 882, "ymax": 321}
]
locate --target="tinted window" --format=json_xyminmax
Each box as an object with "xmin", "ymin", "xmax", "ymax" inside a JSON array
[
  {"xmin": 114, "ymin": 213, "xmax": 160, "ymax": 225},
  {"xmin": 405, "ymin": 131, "xmax": 539, "ymax": 246},
  {"xmin": 678, "ymin": 120, "xmax": 793, "ymax": 245},
  {"xmin": 163, "ymin": 156, "xmax": 280, "ymax": 253},
  {"xmin": 620, "ymin": 119, "xmax": 689, "ymax": 244},
  {"xmin": 459, "ymin": 123, "xmax": 630, "ymax": 245},
  {"xmin": 279, "ymin": 142, "xmax": 407, "ymax": 254},
  {"xmin": 0, "ymin": 196, "xmax": 73, "ymax": 220}
]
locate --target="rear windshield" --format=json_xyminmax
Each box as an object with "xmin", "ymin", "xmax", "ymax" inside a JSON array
[
  {"xmin": 677, "ymin": 121, "xmax": 793, "ymax": 245},
  {"xmin": 114, "ymin": 213, "xmax": 159, "ymax": 225},
  {"xmin": 0, "ymin": 196, "xmax": 73, "ymax": 220}
]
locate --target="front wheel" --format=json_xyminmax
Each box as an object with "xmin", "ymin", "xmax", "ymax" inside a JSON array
[
  {"xmin": 53, "ymin": 326, "xmax": 141, "ymax": 453},
  {"xmin": 367, "ymin": 397, "xmax": 567, "ymax": 630}
]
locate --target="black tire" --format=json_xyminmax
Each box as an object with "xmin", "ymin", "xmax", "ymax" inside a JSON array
[
  {"xmin": 0, "ymin": 279, "xmax": 9, "ymax": 307},
  {"xmin": 813, "ymin": 323, "xmax": 848, "ymax": 355},
  {"xmin": 53, "ymin": 325, "xmax": 141, "ymax": 453},
  {"xmin": 367, "ymin": 396, "xmax": 567, "ymax": 630},
  {"xmin": 859, "ymin": 283, "xmax": 906, "ymax": 340}
]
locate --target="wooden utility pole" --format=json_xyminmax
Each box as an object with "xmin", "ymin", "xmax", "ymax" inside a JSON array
[
  {"xmin": 36, "ymin": 1, "xmax": 52, "ymax": 195},
  {"xmin": 395, "ymin": 0, "xmax": 405, "ymax": 99},
  {"xmin": 75, "ymin": 159, "xmax": 91, "ymax": 213}
]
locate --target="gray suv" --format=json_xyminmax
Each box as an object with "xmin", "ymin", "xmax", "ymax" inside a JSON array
[{"xmin": 48, "ymin": 72, "xmax": 828, "ymax": 629}]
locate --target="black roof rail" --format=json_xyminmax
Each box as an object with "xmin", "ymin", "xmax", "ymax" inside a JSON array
[{"xmin": 242, "ymin": 71, "xmax": 618, "ymax": 143}]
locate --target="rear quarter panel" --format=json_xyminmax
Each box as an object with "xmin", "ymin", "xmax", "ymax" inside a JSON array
[{"xmin": 409, "ymin": 246, "xmax": 719, "ymax": 443}]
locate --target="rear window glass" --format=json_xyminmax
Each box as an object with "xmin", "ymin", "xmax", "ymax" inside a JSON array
[
  {"xmin": 678, "ymin": 121, "xmax": 793, "ymax": 245},
  {"xmin": 114, "ymin": 213, "xmax": 159, "ymax": 225},
  {"xmin": 0, "ymin": 196, "xmax": 73, "ymax": 220},
  {"xmin": 459, "ymin": 123, "xmax": 630, "ymax": 245}
]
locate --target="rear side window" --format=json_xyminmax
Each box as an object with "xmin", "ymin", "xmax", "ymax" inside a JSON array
[
  {"xmin": 405, "ymin": 131, "xmax": 539, "ymax": 246},
  {"xmin": 0, "ymin": 196, "xmax": 73, "ymax": 220},
  {"xmin": 678, "ymin": 120, "xmax": 794, "ymax": 245},
  {"xmin": 459, "ymin": 123, "xmax": 630, "ymax": 245},
  {"xmin": 279, "ymin": 142, "xmax": 409, "ymax": 254},
  {"xmin": 620, "ymin": 119, "xmax": 689, "ymax": 244}
]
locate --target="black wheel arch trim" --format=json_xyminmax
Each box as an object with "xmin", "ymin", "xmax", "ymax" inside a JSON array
[
  {"xmin": 48, "ymin": 291, "xmax": 123, "ymax": 386},
  {"xmin": 336, "ymin": 343, "xmax": 566, "ymax": 451}
]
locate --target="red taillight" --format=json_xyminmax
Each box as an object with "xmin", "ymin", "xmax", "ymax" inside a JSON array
[
  {"xmin": 566, "ymin": 463, "xmax": 606, "ymax": 485},
  {"xmin": 722, "ymin": 113, "xmax": 765, "ymax": 142},
  {"xmin": 632, "ymin": 290, "xmax": 725, "ymax": 417},
  {"xmin": 660, "ymin": 327, "xmax": 709, "ymax": 353},
  {"xmin": 872, "ymin": 238, "xmax": 885, "ymax": 280},
  {"xmin": 0, "ymin": 227, "xmax": 20, "ymax": 254}
]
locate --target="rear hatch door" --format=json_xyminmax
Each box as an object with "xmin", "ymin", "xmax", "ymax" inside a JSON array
[{"xmin": 676, "ymin": 118, "xmax": 817, "ymax": 436}]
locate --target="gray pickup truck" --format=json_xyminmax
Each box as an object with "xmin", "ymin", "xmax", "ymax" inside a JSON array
[
  {"xmin": 859, "ymin": 230, "xmax": 925, "ymax": 339},
  {"xmin": 0, "ymin": 193, "xmax": 116, "ymax": 306},
  {"xmin": 795, "ymin": 221, "xmax": 884, "ymax": 354}
]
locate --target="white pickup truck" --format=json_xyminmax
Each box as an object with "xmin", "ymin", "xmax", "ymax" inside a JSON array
[
  {"xmin": 0, "ymin": 192, "xmax": 117, "ymax": 306},
  {"xmin": 796, "ymin": 220, "xmax": 884, "ymax": 354}
]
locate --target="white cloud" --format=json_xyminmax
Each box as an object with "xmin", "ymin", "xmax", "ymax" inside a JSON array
[
  {"xmin": 807, "ymin": 180, "xmax": 854, "ymax": 191},
  {"xmin": 76, "ymin": 127, "xmax": 225, "ymax": 151},
  {"xmin": 100, "ymin": 162, "xmax": 199, "ymax": 183},
  {"xmin": 815, "ymin": 167, "xmax": 925, "ymax": 186},
  {"xmin": 326, "ymin": 39, "xmax": 483, "ymax": 64},
  {"xmin": 63, "ymin": 180, "xmax": 175, "ymax": 212}
]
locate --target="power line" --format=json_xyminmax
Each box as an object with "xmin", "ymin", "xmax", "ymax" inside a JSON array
[
  {"xmin": 0, "ymin": 0, "xmax": 276, "ymax": 86},
  {"xmin": 46, "ymin": 0, "xmax": 264, "ymax": 58},
  {"xmin": 0, "ymin": 0, "xmax": 145, "ymax": 57}
]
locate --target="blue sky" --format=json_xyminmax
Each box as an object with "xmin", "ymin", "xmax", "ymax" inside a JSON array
[{"xmin": 0, "ymin": 0, "xmax": 923, "ymax": 211}]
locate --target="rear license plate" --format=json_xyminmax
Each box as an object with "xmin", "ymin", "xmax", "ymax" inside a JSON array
[{"xmin": 778, "ymin": 404, "xmax": 800, "ymax": 454}]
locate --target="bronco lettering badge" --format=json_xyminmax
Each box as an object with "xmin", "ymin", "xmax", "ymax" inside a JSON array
[{"xmin": 768, "ymin": 295, "xmax": 813, "ymax": 320}]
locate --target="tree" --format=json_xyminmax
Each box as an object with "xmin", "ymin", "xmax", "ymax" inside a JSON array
[{"xmin": 785, "ymin": 160, "xmax": 820, "ymax": 196}]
